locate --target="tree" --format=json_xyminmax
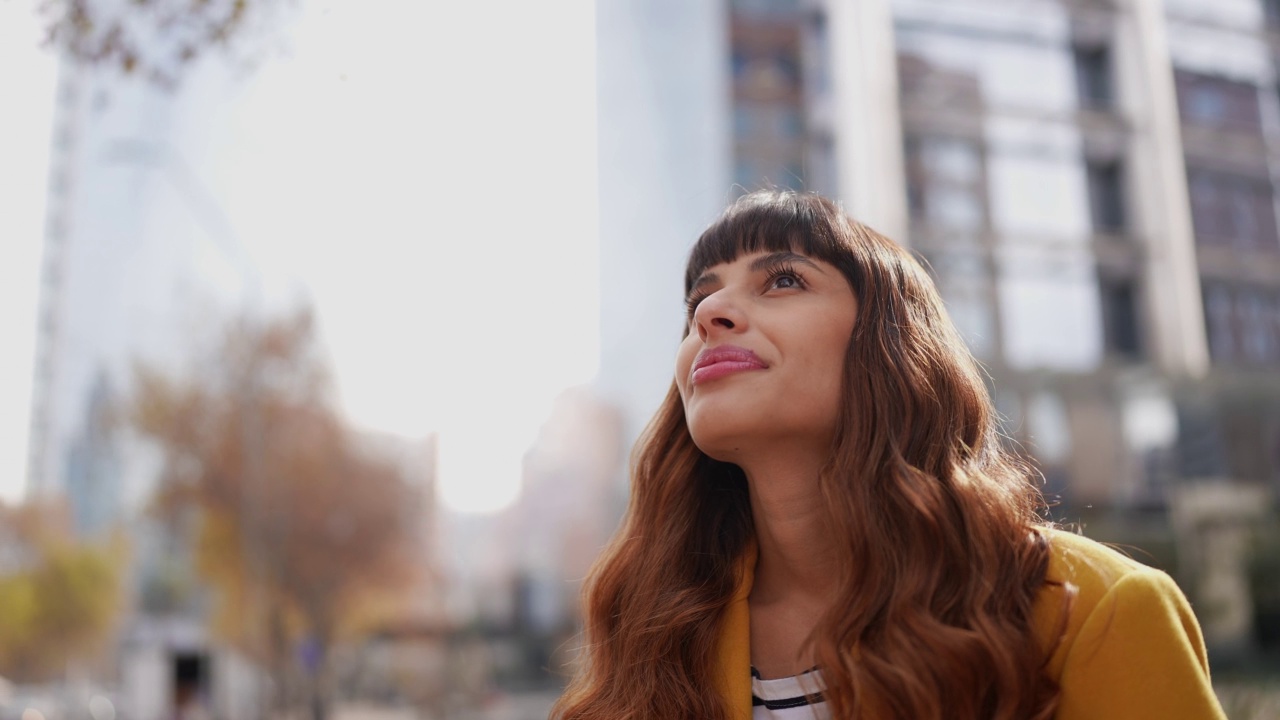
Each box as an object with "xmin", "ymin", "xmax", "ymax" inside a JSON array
[
  {"xmin": 38, "ymin": 0, "xmax": 295, "ymax": 87},
  {"xmin": 130, "ymin": 310, "xmax": 424, "ymax": 720},
  {"xmin": 0, "ymin": 500, "xmax": 124, "ymax": 682}
]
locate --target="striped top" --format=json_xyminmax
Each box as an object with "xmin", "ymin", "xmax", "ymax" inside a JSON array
[{"xmin": 751, "ymin": 666, "xmax": 829, "ymax": 720}]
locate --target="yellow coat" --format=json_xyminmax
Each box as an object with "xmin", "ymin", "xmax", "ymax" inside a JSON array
[{"xmin": 714, "ymin": 528, "xmax": 1229, "ymax": 719}]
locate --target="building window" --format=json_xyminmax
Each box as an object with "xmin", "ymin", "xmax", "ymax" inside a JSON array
[
  {"xmin": 734, "ymin": 103, "xmax": 803, "ymax": 141},
  {"xmin": 905, "ymin": 135, "xmax": 986, "ymax": 230},
  {"xmin": 1186, "ymin": 166, "xmax": 1280, "ymax": 251},
  {"xmin": 731, "ymin": 1, "xmax": 806, "ymax": 192},
  {"xmin": 1175, "ymin": 402, "xmax": 1229, "ymax": 479},
  {"xmin": 1098, "ymin": 275, "xmax": 1142, "ymax": 359},
  {"xmin": 734, "ymin": 157, "xmax": 804, "ymax": 192},
  {"xmin": 1174, "ymin": 69, "xmax": 1263, "ymax": 133},
  {"xmin": 1073, "ymin": 44, "xmax": 1113, "ymax": 109},
  {"xmin": 1086, "ymin": 160, "xmax": 1126, "ymax": 233},
  {"xmin": 1204, "ymin": 283, "xmax": 1236, "ymax": 364},
  {"xmin": 805, "ymin": 134, "xmax": 838, "ymax": 198},
  {"xmin": 1265, "ymin": 0, "xmax": 1280, "ymax": 29},
  {"xmin": 1240, "ymin": 288, "xmax": 1279, "ymax": 364},
  {"xmin": 1200, "ymin": 282, "xmax": 1280, "ymax": 367},
  {"xmin": 733, "ymin": 51, "xmax": 802, "ymax": 97},
  {"xmin": 731, "ymin": 0, "xmax": 800, "ymax": 17},
  {"xmin": 802, "ymin": 11, "xmax": 831, "ymax": 101}
]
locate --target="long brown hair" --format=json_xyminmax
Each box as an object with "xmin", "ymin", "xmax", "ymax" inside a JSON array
[{"xmin": 553, "ymin": 191, "xmax": 1066, "ymax": 720}]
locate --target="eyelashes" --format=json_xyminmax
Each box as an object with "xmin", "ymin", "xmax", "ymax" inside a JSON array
[
  {"xmin": 684, "ymin": 262, "xmax": 807, "ymax": 319},
  {"xmin": 684, "ymin": 289, "xmax": 710, "ymax": 318}
]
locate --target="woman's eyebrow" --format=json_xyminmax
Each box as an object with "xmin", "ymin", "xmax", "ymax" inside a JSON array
[
  {"xmin": 748, "ymin": 251, "xmax": 825, "ymax": 274},
  {"xmin": 689, "ymin": 272, "xmax": 720, "ymax": 295}
]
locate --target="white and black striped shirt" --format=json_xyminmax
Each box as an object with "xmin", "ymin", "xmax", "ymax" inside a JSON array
[{"xmin": 751, "ymin": 666, "xmax": 830, "ymax": 720}]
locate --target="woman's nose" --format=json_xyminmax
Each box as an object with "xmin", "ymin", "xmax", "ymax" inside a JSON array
[{"xmin": 692, "ymin": 290, "xmax": 745, "ymax": 342}]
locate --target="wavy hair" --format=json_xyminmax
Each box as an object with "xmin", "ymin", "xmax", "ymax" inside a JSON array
[{"xmin": 552, "ymin": 191, "xmax": 1068, "ymax": 720}]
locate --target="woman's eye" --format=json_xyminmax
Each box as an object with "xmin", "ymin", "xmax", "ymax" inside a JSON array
[{"xmin": 772, "ymin": 274, "xmax": 799, "ymax": 290}]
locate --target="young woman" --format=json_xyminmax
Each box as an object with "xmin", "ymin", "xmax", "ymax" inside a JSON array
[{"xmin": 552, "ymin": 191, "xmax": 1227, "ymax": 720}]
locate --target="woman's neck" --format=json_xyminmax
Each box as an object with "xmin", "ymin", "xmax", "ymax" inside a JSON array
[
  {"xmin": 739, "ymin": 452, "xmax": 840, "ymax": 604},
  {"xmin": 738, "ymin": 451, "xmax": 841, "ymax": 678}
]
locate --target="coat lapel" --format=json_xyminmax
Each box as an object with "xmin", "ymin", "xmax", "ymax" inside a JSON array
[{"xmin": 714, "ymin": 546, "xmax": 756, "ymax": 720}]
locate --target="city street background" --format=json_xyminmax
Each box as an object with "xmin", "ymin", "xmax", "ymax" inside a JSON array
[{"xmin": 1, "ymin": 0, "xmax": 1279, "ymax": 718}]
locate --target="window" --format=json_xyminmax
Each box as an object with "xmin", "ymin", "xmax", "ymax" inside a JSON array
[
  {"xmin": 1265, "ymin": 0, "xmax": 1280, "ymax": 29},
  {"xmin": 1099, "ymin": 275, "xmax": 1142, "ymax": 359},
  {"xmin": 734, "ymin": 103, "xmax": 803, "ymax": 140},
  {"xmin": 731, "ymin": 0, "xmax": 800, "ymax": 17},
  {"xmin": 1086, "ymin": 160, "xmax": 1126, "ymax": 233},
  {"xmin": 1174, "ymin": 402, "xmax": 1229, "ymax": 479},
  {"xmin": 805, "ymin": 134, "xmax": 838, "ymax": 198},
  {"xmin": 1186, "ymin": 167, "xmax": 1280, "ymax": 251},
  {"xmin": 1174, "ymin": 70, "xmax": 1263, "ymax": 133},
  {"xmin": 803, "ymin": 11, "xmax": 831, "ymax": 100},
  {"xmin": 1240, "ymin": 289, "xmax": 1279, "ymax": 364},
  {"xmin": 905, "ymin": 136, "xmax": 986, "ymax": 230},
  {"xmin": 1204, "ymin": 283, "xmax": 1236, "ymax": 364},
  {"xmin": 733, "ymin": 52, "xmax": 802, "ymax": 96},
  {"xmin": 733, "ymin": 156, "xmax": 804, "ymax": 192},
  {"xmin": 731, "ymin": 6, "xmax": 806, "ymax": 191},
  {"xmin": 1200, "ymin": 282, "xmax": 1280, "ymax": 367},
  {"xmin": 1073, "ymin": 44, "xmax": 1113, "ymax": 109}
]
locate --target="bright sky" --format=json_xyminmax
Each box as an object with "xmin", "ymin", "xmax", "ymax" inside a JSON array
[{"xmin": 0, "ymin": 0, "xmax": 600, "ymax": 513}]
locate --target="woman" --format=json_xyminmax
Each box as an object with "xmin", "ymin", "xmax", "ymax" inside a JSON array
[{"xmin": 551, "ymin": 191, "xmax": 1227, "ymax": 719}]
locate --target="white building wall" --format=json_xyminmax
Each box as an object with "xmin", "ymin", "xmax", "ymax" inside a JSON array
[{"xmin": 596, "ymin": 0, "xmax": 733, "ymax": 427}]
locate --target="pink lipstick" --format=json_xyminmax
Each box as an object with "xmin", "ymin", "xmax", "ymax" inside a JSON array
[{"xmin": 691, "ymin": 345, "xmax": 768, "ymax": 385}]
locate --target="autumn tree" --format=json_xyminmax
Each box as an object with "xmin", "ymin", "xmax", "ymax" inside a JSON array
[
  {"xmin": 130, "ymin": 310, "xmax": 423, "ymax": 720},
  {"xmin": 38, "ymin": 0, "xmax": 295, "ymax": 87},
  {"xmin": 0, "ymin": 499, "xmax": 124, "ymax": 682}
]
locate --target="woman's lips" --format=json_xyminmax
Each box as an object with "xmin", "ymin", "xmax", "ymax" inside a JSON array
[{"xmin": 691, "ymin": 345, "xmax": 768, "ymax": 385}]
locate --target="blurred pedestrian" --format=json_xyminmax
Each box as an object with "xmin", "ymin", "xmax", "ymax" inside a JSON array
[{"xmin": 551, "ymin": 190, "xmax": 1227, "ymax": 719}]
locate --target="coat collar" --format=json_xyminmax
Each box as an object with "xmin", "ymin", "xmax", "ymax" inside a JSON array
[{"xmin": 715, "ymin": 544, "xmax": 757, "ymax": 720}]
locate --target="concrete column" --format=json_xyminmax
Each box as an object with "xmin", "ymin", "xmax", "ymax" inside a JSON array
[
  {"xmin": 827, "ymin": 0, "xmax": 909, "ymax": 243},
  {"xmin": 1116, "ymin": 0, "xmax": 1210, "ymax": 378}
]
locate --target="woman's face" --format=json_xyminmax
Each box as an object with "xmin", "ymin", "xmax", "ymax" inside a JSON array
[{"xmin": 675, "ymin": 250, "xmax": 858, "ymax": 461}]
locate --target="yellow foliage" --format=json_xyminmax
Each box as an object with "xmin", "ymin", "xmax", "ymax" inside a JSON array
[{"xmin": 0, "ymin": 530, "xmax": 124, "ymax": 681}]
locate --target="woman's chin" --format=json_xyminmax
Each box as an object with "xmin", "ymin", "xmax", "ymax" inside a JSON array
[{"xmin": 688, "ymin": 425, "xmax": 758, "ymax": 463}]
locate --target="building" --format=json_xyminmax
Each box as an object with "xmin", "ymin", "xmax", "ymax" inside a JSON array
[
  {"xmin": 26, "ymin": 56, "xmax": 247, "ymax": 518},
  {"xmin": 596, "ymin": 0, "xmax": 1280, "ymax": 657},
  {"xmin": 24, "ymin": 49, "xmax": 278, "ymax": 719}
]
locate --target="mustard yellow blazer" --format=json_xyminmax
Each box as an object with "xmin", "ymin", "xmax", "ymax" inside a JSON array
[{"xmin": 714, "ymin": 529, "xmax": 1228, "ymax": 719}]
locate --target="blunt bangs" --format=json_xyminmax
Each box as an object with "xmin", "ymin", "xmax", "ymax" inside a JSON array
[{"xmin": 684, "ymin": 191, "xmax": 853, "ymax": 296}]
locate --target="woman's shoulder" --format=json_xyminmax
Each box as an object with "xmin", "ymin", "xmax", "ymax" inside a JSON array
[
  {"xmin": 1032, "ymin": 526, "xmax": 1225, "ymax": 719},
  {"xmin": 1039, "ymin": 525, "xmax": 1158, "ymax": 599},
  {"xmin": 1035, "ymin": 525, "xmax": 1187, "ymax": 640}
]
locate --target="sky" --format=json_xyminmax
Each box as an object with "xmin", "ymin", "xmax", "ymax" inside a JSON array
[{"xmin": 0, "ymin": 0, "xmax": 600, "ymax": 513}]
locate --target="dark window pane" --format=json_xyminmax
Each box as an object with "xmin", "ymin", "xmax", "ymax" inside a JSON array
[
  {"xmin": 1175, "ymin": 402, "xmax": 1229, "ymax": 478},
  {"xmin": 1186, "ymin": 166, "xmax": 1280, "ymax": 250},
  {"xmin": 1267, "ymin": 0, "xmax": 1280, "ymax": 28},
  {"xmin": 1203, "ymin": 282, "xmax": 1237, "ymax": 363},
  {"xmin": 731, "ymin": 0, "xmax": 800, "ymax": 17},
  {"xmin": 1087, "ymin": 160, "xmax": 1125, "ymax": 232},
  {"xmin": 734, "ymin": 102, "xmax": 803, "ymax": 140},
  {"xmin": 1240, "ymin": 288, "xmax": 1280, "ymax": 364},
  {"xmin": 1174, "ymin": 69, "xmax": 1263, "ymax": 132},
  {"xmin": 1201, "ymin": 282, "xmax": 1280, "ymax": 368},
  {"xmin": 1074, "ymin": 45, "xmax": 1112, "ymax": 108},
  {"xmin": 1099, "ymin": 276, "xmax": 1142, "ymax": 358}
]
